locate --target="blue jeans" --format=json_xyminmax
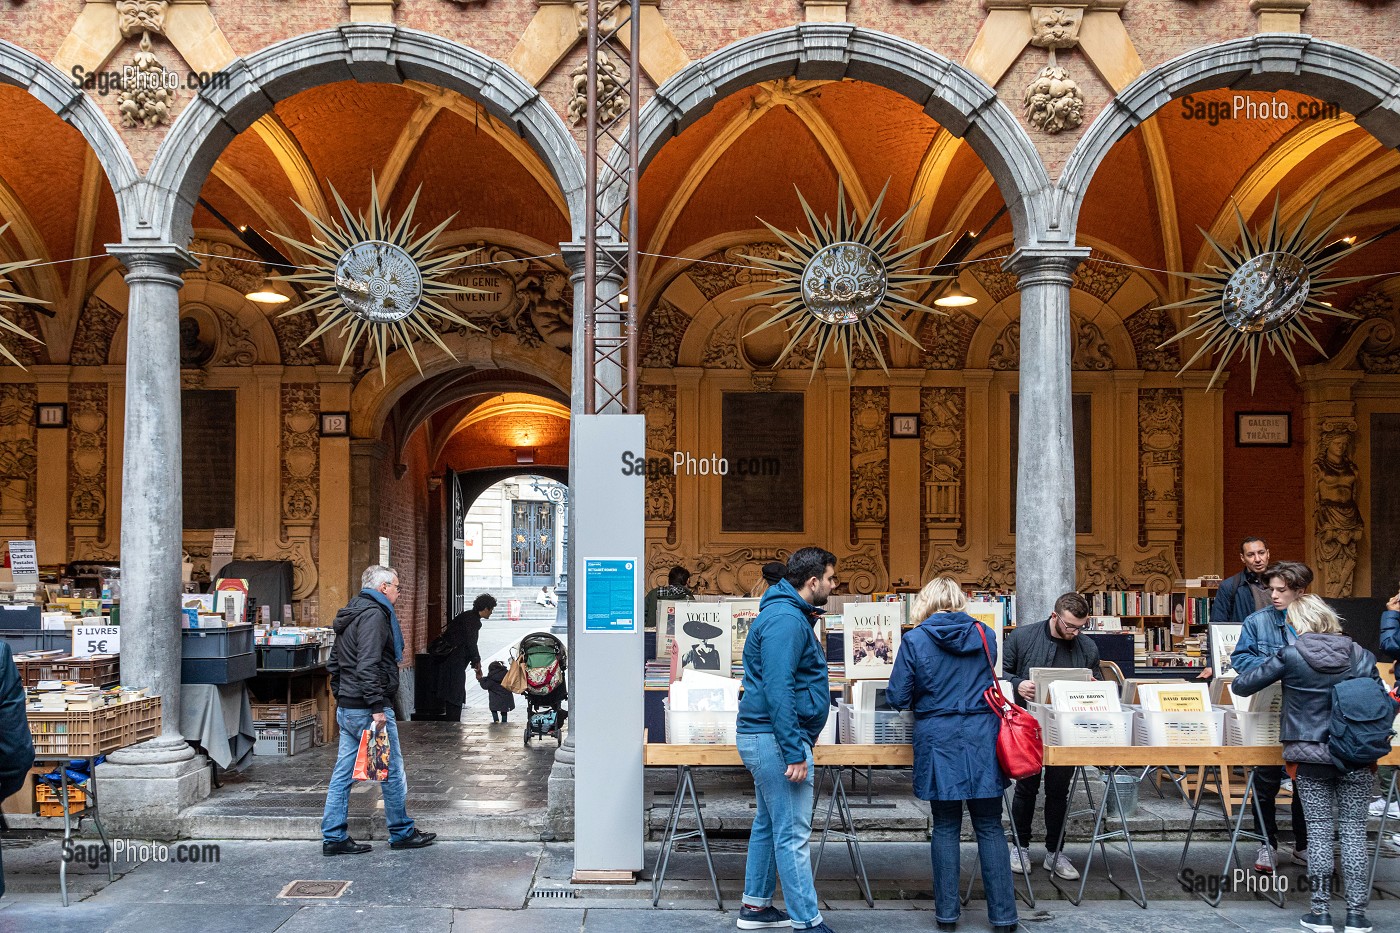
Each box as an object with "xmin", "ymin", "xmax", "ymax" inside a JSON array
[
  {"xmin": 321, "ymin": 707, "xmax": 416, "ymax": 844},
  {"xmin": 930, "ymin": 796, "xmax": 1018, "ymax": 927},
  {"xmin": 737, "ymin": 731, "xmax": 822, "ymax": 929}
]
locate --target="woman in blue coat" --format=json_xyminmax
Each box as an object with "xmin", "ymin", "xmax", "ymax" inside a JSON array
[{"xmin": 886, "ymin": 576, "xmax": 1017, "ymax": 933}]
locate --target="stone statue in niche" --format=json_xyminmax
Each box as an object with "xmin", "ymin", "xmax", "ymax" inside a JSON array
[
  {"xmin": 1314, "ymin": 423, "xmax": 1364, "ymax": 597},
  {"xmin": 179, "ymin": 313, "xmax": 216, "ymax": 368},
  {"xmin": 519, "ymin": 270, "xmax": 572, "ymax": 351}
]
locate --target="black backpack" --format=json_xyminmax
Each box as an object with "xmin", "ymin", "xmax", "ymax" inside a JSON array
[{"xmin": 1328, "ymin": 676, "xmax": 1399, "ymax": 770}]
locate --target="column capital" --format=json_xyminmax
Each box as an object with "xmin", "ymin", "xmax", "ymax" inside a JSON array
[
  {"xmin": 1004, "ymin": 246, "xmax": 1091, "ymax": 284},
  {"xmin": 559, "ymin": 240, "xmax": 628, "ymax": 278},
  {"xmin": 105, "ymin": 242, "xmax": 198, "ymax": 285}
]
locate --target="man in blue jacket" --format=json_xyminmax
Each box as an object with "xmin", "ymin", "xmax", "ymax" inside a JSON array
[
  {"xmin": 1, "ymin": 641, "xmax": 35, "ymax": 899},
  {"xmin": 1379, "ymin": 588, "xmax": 1400, "ymax": 847},
  {"xmin": 735, "ymin": 547, "xmax": 837, "ymax": 933},
  {"xmin": 1229, "ymin": 560, "xmax": 1311, "ymax": 872}
]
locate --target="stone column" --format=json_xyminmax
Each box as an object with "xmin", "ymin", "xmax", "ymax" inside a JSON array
[
  {"xmin": 1006, "ymin": 246, "xmax": 1089, "ymax": 624},
  {"xmin": 96, "ymin": 244, "xmax": 210, "ymax": 836}
]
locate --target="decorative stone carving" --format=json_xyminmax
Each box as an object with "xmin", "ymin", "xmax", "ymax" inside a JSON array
[
  {"xmin": 117, "ymin": 34, "xmax": 177, "ymax": 128},
  {"xmin": 1138, "ymin": 389, "xmax": 1183, "ymax": 547},
  {"xmin": 1074, "ymin": 317, "xmax": 1114, "ymax": 370},
  {"xmin": 687, "ymin": 244, "xmax": 782, "ymax": 301},
  {"xmin": 1077, "ymin": 552, "xmax": 1129, "ymax": 591},
  {"xmin": 1072, "ymin": 255, "xmax": 1132, "ymax": 302},
  {"xmin": 1023, "ymin": 63, "xmax": 1084, "ymax": 135},
  {"xmin": 71, "ymin": 296, "xmax": 123, "ymax": 366},
  {"xmin": 1314, "ymin": 420, "xmax": 1363, "ymax": 598},
  {"xmin": 281, "ymin": 385, "xmax": 320, "ymax": 522},
  {"xmin": 639, "ymin": 386, "xmax": 676, "ymax": 529},
  {"xmin": 849, "ymin": 387, "xmax": 889, "ymax": 527},
  {"xmin": 968, "ymin": 247, "xmax": 1018, "ymax": 303},
  {"xmin": 573, "ymin": 0, "xmax": 627, "ymax": 36},
  {"xmin": 272, "ymin": 307, "xmax": 324, "ymax": 366},
  {"xmin": 988, "ymin": 320, "xmax": 1020, "ymax": 370},
  {"xmin": 568, "ymin": 50, "xmax": 628, "ymax": 126},
  {"xmin": 0, "ymin": 384, "xmax": 37, "ymax": 537},
  {"xmin": 925, "ymin": 547, "xmax": 969, "ymax": 576},
  {"xmin": 640, "ymin": 299, "xmax": 690, "ymax": 368},
  {"xmin": 1124, "ymin": 304, "xmax": 1180, "ymax": 371},
  {"xmin": 117, "ymin": 0, "xmax": 167, "ymax": 37},
  {"xmin": 213, "ymin": 307, "xmax": 258, "ymax": 366},
  {"xmin": 920, "ymin": 387, "xmax": 965, "ymax": 528},
  {"xmin": 68, "ymin": 384, "xmax": 108, "ymax": 523},
  {"xmin": 185, "ymin": 238, "xmax": 264, "ymax": 295},
  {"xmin": 1347, "ymin": 288, "xmax": 1400, "ymax": 374},
  {"xmin": 701, "ymin": 314, "xmax": 743, "ymax": 369},
  {"xmin": 1133, "ymin": 549, "xmax": 1180, "ymax": 594},
  {"xmin": 978, "ymin": 551, "xmax": 1016, "ymax": 590},
  {"xmin": 0, "ymin": 305, "xmax": 43, "ymax": 367},
  {"xmin": 919, "ymin": 310, "xmax": 977, "ymax": 370},
  {"xmin": 1030, "ymin": 6, "xmax": 1083, "ymax": 49},
  {"xmin": 436, "ymin": 244, "xmax": 573, "ymax": 351},
  {"xmin": 840, "ymin": 546, "xmax": 888, "ymax": 596},
  {"xmin": 687, "ymin": 546, "xmax": 795, "ymax": 597}
]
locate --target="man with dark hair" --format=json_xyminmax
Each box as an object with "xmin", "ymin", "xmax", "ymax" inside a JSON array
[
  {"xmin": 1230, "ymin": 560, "xmax": 1314, "ymax": 872},
  {"xmin": 735, "ymin": 546, "xmax": 838, "ymax": 933},
  {"xmin": 0, "ymin": 641, "xmax": 34, "ymax": 898},
  {"xmin": 1200, "ymin": 537, "xmax": 1272, "ymax": 680},
  {"xmin": 644, "ymin": 563, "xmax": 695, "ymax": 632},
  {"xmin": 1003, "ymin": 592, "xmax": 1100, "ymax": 880},
  {"xmin": 438, "ymin": 592, "xmax": 497, "ymax": 723},
  {"xmin": 321, "ymin": 565, "xmax": 436, "ymax": 855}
]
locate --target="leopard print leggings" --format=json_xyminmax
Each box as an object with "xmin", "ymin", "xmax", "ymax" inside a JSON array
[{"xmin": 1296, "ymin": 768, "xmax": 1372, "ymax": 912}]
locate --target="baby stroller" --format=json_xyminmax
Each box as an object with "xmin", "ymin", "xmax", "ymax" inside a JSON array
[{"xmin": 513, "ymin": 632, "xmax": 568, "ymax": 746}]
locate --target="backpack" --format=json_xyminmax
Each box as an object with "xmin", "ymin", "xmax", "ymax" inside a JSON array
[{"xmin": 1328, "ymin": 676, "xmax": 1399, "ymax": 770}]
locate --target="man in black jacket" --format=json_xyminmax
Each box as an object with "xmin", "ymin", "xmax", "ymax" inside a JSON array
[
  {"xmin": 1003, "ymin": 592, "xmax": 1100, "ymax": 881},
  {"xmin": 0, "ymin": 641, "xmax": 35, "ymax": 898},
  {"xmin": 321, "ymin": 565, "xmax": 435, "ymax": 855},
  {"xmin": 1198, "ymin": 536, "xmax": 1271, "ymax": 680}
]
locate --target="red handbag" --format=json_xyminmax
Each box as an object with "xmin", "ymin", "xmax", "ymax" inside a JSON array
[{"xmin": 977, "ymin": 626, "xmax": 1044, "ymax": 780}]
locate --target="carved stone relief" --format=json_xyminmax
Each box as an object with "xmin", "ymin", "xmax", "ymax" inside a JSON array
[
  {"xmin": 117, "ymin": 0, "xmax": 167, "ymax": 37},
  {"xmin": 1347, "ymin": 288, "xmax": 1400, "ymax": 374},
  {"xmin": 989, "ymin": 315, "xmax": 1116, "ymax": 371},
  {"xmin": 186, "ymin": 238, "xmax": 264, "ymax": 296},
  {"xmin": 925, "ymin": 546, "xmax": 970, "ymax": 577},
  {"xmin": 919, "ymin": 310, "xmax": 977, "ymax": 370},
  {"xmin": 1072, "ymin": 255, "xmax": 1132, "ymax": 303},
  {"xmin": 1124, "ymin": 304, "xmax": 1181, "ymax": 371},
  {"xmin": 272, "ymin": 306, "xmax": 325, "ymax": 366},
  {"xmin": 640, "ymin": 299, "xmax": 690, "ymax": 368},
  {"xmin": 281, "ymin": 385, "xmax": 320, "ymax": 523},
  {"xmin": 212, "ymin": 306, "xmax": 258, "ymax": 366},
  {"xmin": 1076, "ymin": 552, "xmax": 1130, "ymax": 591},
  {"xmin": 436, "ymin": 244, "xmax": 573, "ymax": 351},
  {"xmin": 989, "ymin": 320, "xmax": 1021, "ymax": 371},
  {"xmin": 850, "ymin": 388, "xmax": 889, "ymax": 527},
  {"xmin": 68, "ymin": 384, "xmax": 108, "ymax": 523},
  {"xmin": 1133, "ymin": 549, "xmax": 1180, "ymax": 594},
  {"xmin": 567, "ymin": 50, "xmax": 628, "ymax": 126},
  {"xmin": 969, "ymin": 247, "xmax": 1018, "ymax": 303},
  {"xmin": 0, "ymin": 305, "xmax": 44, "ymax": 367},
  {"xmin": 1138, "ymin": 388, "xmax": 1184, "ymax": 570},
  {"xmin": 687, "ymin": 244, "xmax": 781, "ymax": 302},
  {"xmin": 920, "ymin": 387, "xmax": 965, "ymax": 533},
  {"xmin": 117, "ymin": 33, "xmax": 177, "ymax": 128},
  {"xmin": 978, "ymin": 550, "xmax": 1016, "ymax": 590},
  {"xmin": 701, "ymin": 313, "xmax": 743, "ymax": 369},
  {"xmin": 0, "ymin": 384, "xmax": 37, "ymax": 536},
  {"xmin": 685, "ymin": 545, "xmax": 795, "ymax": 597},
  {"xmin": 71, "ymin": 295, "xmax": 123, "ymax": 366},
  {"xmin": 1314, "ymin": 419, "xmax": 1363, "ymax": 597},
  {"xmin": 639, "ymin": 386, "xmax": 676, "ymax": 533},
  {"xmin": 1023, "ymin": 10, "xmax": 1085, "ymax": 137}
]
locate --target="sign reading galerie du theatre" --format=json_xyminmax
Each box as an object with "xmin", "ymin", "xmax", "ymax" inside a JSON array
[
  {"xmin": 1236, "ymin": 412, "xmax": 1291, "ymax": 447},
  {"xmin": 583, "ymin": 558, "xmax": 636, "ymax": 633}
]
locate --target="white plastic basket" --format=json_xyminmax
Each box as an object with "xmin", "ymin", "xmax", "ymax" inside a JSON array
[
  {"xmin": 1133, "ymin": 706, "xmax": 1226, "ymax": 747},
  {"xmin": 837, "ymin": 701, "xmax": 914, "ymax": 744},
  {"xmin": 1039, "ymin": 708, "xmax": 1136, "ymax": 747},
  {"xmin": 1226, "ymin": 710, "xmax": 1282, "ymax": 746},
  {"xmin": 816, "ymin": 706, "xmax": 839, "ymax": 745},
  {"xmin": 663, "ymin": 699, "xmax": 737, "ymax": 745}
]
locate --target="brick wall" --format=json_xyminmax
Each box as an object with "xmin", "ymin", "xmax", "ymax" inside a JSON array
[
  {"xmin": 1219, "ymin": 363, "xmax": 1305, "ymax": 572},
  {"xmin": 435, "ymin": 412, "xmax": 569, "ymax": 472},
  {"xmin": 376, "ymin": 430, "xmax": 432, "ymax": 658}
]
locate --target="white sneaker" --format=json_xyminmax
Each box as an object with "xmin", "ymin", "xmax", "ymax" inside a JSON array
[
  {"xmin": 1368, "ymin": 797, "xmax": 1400, "ymax": 819},
  {"xmin": 1281, "ymin": 778, "xmax": 1294, "ymax": 794},
  {"xmin": 1043, "ymin": 850, "xmax": 1080, "ymax": 880},
  {"xmin": 1254, "ymin": 843, "xmax": 1277, "ymax": 873},
  {"xmin": 1008, "ymin": 843, "xmax": 1031, "ymax": 875},
  {"xmin": 1383, "ymin": 833, "xmax": 1400, "ymax": 858}
]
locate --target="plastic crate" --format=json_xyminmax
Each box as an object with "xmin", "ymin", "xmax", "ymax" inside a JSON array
[
  {"xmin": 2, "ymin": 630, "xmax": 71, "ymax": 653},
  {"xmin": 181, "ymin": 652, "xmax": 256, "ymax": 685},
  {"xmin": 1226, "ymin": 710, "xmax": 1282, "ymax": 746},
  {"xmin": 662, "ymin": 699, "xmax": 737, "ymax": 745},
  {"xmin": 27, "ymin": 704, "xmax": 125, "ymax": 757},
  {"xmin": 1133, "ymin": 707, "xmax": 1226, "ymax": 747},
  {"xmin": 119, "ymin": 696, "xmax": 162, "ymax": 746},
  {"xmin": 250, "ymin": 699, "xmax": 317, "ymax": 723},
  {"xmin": 181, "ymin": 624, "xmax": 254, "ymax": 659},
  {"xmin": 257, "ymin": 645, "xmax": 317, "ymax": 670},
  {"xmin": 35, "ymin": 782, "xmax": 87, "ymax": 816},
  {"xmin": 1034, "ymin": 706, "xmax": 1136, "ymax": 746},
  {"xmin": 36, "ymin": 656, "xmax": 120, "ymax": 687},
  {"xmin": 253, "ymin": 715, "xmax": 317, "ymax": 756},
  {"xmin": 837, "ymin": 701, "xmax": 914, "ymax": 745}
]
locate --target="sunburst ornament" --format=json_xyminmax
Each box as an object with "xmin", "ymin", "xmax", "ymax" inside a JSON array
[
  {"xmin": 744, "ymin": 182, "xmax": 950, "ymax": 375},
  {"xmin": 1159, "ymin": 196, "xmax": 1373, "ymax": 391},
  {"xmin": 272, "ymin": 178, "xmax": 486, "ymax": 378},
  {"xmin": 0, "ymin": 223, "xmax": 48, "ymax": 368}
]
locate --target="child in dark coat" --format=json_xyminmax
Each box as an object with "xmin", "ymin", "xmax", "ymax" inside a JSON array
[{"xmin": 477, "ymin": 660, "xmax": 517, "ymax": 723}]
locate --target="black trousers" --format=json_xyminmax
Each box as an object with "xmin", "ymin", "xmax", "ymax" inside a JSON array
[
  {"xmin": 443, "ymin": 703, "xmax": 462, "ymax": 723},
  {"xmin": 1252, "ymin": 765, "xmax": 1308, "ymax": 850},
  {"xmin": 1012, "ymin": 765, "xmax": 1074, "ymax": 851}
]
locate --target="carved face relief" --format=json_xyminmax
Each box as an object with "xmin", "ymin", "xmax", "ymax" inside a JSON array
[{"xmin": 117, "ymin": 0, "xmax": 167, "ymax": 38}]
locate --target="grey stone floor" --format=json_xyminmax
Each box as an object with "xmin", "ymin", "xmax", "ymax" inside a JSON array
[{"xmin": 3, "ymin": 838, "xmax": 1400, "ymax": 932}]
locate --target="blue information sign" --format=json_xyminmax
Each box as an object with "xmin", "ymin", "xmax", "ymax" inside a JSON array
[{"xmin": 584, "ymin": 558, "xmax": 637, "ymax": 633}]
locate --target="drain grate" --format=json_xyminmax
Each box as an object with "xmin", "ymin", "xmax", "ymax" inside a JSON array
[
  {"xmin": 279, "ymin": 880, "xmax": 351, "ymax": 899},
  {"xmin": 530, "ymin": 887, "xmax": 580, "ymax": 899}
]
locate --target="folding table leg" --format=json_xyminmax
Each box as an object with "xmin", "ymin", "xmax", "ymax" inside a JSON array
[
  {"xmin": 87, "ymin": 756, "xmax": 113, "ymax": 883},
  {"xmin": 1367, "ymin": 769, "xmax": 1400, "ymax": 898},
  {"xmin": 964, "ymin": 782, "xmax": 1035, "ymax": 909},
  {"xmin": 650, "ymin": 766, "xmax": 688, "ymax": 906},
  {"xmin": 58, "ymin": 768, "xmax": 72, "ymax": 907},
  {"xmin": 1184, "ymin": 767, "xmax": 1284, "ymax": 909},
  {"xmin": 1052, "ymin": 766, "xmax": 1147, "ymax": 909},
  {"xmin": 813, "ymin": 766, "xmax": 874, "ymax": 908}
]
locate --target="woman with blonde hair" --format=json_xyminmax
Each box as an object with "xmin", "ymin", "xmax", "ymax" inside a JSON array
[
  {"xmin": 886, "ymin": 576, "xmax": 1016, "ymax": 933},
  {"xmin": 1233, "ymin": 594, "xmax": 1386, "ymax": 933}
]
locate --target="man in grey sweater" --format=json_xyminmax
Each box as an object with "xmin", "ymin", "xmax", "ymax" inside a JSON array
[{"xmin": 1003, "ymin": 592, "xmax": 1100, "ymax": 881}]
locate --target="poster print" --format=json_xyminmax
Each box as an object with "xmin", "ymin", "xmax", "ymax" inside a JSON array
[
  {"xmin": 675, "ymin": 603, "xmax": 732, "ymax": 676},
  {"xmin": 844, "ymin": 603, "xmax": 902, "ymax": 680},
  {"xmin": 966, "ymin": 599, "xmax": 1006, "ymax": 676},
  {"xmin": 728, "ymin": 599, "xmax": 760, "ymax": 663},
  {"xmin": 1212, "ymin": 623, "xmax": 1243, "ymax": 679}
]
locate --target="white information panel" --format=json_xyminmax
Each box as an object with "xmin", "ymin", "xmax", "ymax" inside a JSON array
[{"xmin": 573, "ymin": 414, "xmax": 646, "ymax": 876}]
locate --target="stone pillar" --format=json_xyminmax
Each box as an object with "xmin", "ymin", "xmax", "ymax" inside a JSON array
[
  {"xmin": 1006, "ymin": 247, "xmax": 1089, "ymax": 624},
  {"xmin": 348, "ymin": 439, "xmax": 388, "ymax": 582},
  {"xmin": 96, "ymin": 244, "xmax": 210, "ymax": 836}
]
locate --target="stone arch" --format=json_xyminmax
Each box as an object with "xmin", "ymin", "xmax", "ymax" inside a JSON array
[
  {"xmin": 144, "ymin": 26, "xmax": 587, "ymax": 247},
  {"xmin": 1058, "ymin": 34, "xmax": 1400, "ymax": 239},
  {"xmin": 602, "ymin": 24, "xmax": 1056, "ymax": 247},
  {"xmin": 0, "ymin": 40, "xmax": 141, "ymax": 244}
]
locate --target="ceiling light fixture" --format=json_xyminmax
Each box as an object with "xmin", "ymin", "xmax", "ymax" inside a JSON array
[{"xmin": 934, "ymin": 284, "xmax": 977, "ymax": 308}]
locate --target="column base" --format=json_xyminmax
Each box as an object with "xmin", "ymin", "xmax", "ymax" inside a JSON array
[
  {"xmin": 545, "ymin": 750, "xmax": 576, "ymax": 840},
  {"xmin": 95, "ymin": 737, "xmax": 212, "ymax": 837}
]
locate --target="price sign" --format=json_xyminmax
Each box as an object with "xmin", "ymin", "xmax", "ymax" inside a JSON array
[
  {"xmin": 73, "ymin": 624, "xmax": 120, "ymax": 657},
  {"xmin": 7, "ymin": 539, "xmax": 38, "ymax": 583}
]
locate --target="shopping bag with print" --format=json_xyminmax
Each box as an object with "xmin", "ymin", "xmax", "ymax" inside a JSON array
[
  {"xmin": 367, "ymin": 723, "xmax": 391, "ymax": 781},
  {"xmin": 351, "ymin": 727, "xmax": 373, "ymax": 781}
]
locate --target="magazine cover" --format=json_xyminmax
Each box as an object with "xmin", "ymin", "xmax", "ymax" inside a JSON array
[
  {"xmin": 844, "ymin": 602, "xmax": 902, "ymax": 679},
  {"xmin": 727, "ymin": 599, "xmax": 760, "ymax": 663},
  {"xmin": 965, "ymin": 599, "xmax": 1006, "ymax": 676},
  {"xmin": 674, "ymin": 603, "xmax": 733, "ymax": 676}
]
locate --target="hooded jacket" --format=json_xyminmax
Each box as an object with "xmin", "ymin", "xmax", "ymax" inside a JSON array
[
  {"xmin": 736, "ymin": 578, "xmax": 830, "ymax": 765},
  {"xmin": 1233, "ymin": 631, "xmax": 1382, "ymax": 764},
  {"xmin": 328, "ymin": 591, "xmax": 401, "ymax": 713},
  {"xmin": 1229, "ymin": 605, "xmax": 1296, "ymax": 675}
]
